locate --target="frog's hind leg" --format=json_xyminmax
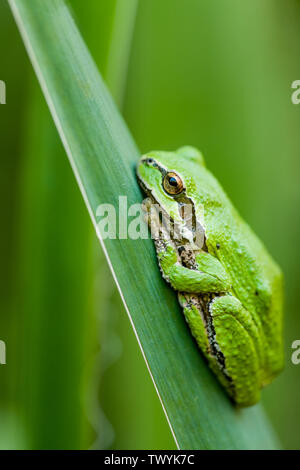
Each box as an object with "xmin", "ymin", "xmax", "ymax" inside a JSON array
[
  {"xmin": 178, "ymin": 293, "xmax": 211, "ymax": 360},
  {"xmin": 209, "ymin": 295, "xmax": 262, "ymax": 406},
  {"xmin": 178, "ymin": 293, "xmax": 230, "ymax": 393},
  {"xmin": 179, "ymin": 293, "xmax": 263, "ymax": 406}
]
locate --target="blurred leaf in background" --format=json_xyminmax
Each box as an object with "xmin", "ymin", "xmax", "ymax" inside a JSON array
[
  {"xmin": 0, "ymin": 0, "xmax": 29, "ymax": 449},
  {"xmin": 17, "ymin": 80, "xmax": 96, "ymax": 448}
]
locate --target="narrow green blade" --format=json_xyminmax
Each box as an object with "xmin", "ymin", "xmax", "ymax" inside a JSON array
[{"xmin": 9, "ymin": 0, "xmax": 280, "ymax": 449}]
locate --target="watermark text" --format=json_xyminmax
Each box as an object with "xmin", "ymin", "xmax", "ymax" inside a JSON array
[
  {"xmin": 291, "ymin": 80, "xmax": 300, "ymax": 104},
  {"xmin": 0, "ymin": 340, "xmax": 6, "ymax": 365},
  {"xmin": 0, "ymin": 80, "xmax": 6, "ymax": 104},
  {"xmin": 291, "ymin": 340, "xmax": 300, "ymax": 364},
  {"xmin": 95, "ymin": 196, "xmax": 204, "ymax": 248}
]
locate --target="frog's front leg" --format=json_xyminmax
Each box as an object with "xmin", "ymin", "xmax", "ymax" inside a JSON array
[{"xmin": 158, "ymin": 244, "xmax": 232, "ymax": 293}]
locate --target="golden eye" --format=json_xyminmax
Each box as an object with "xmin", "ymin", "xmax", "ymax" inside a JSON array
[{"xmin": 163, "ymin": 172, "xmax": 184, "ymax": 195}]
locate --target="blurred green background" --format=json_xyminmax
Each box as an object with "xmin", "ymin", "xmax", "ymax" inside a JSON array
[{"xmin": 1, "ymin": 0, "xmax": 300, "ymax": 449}]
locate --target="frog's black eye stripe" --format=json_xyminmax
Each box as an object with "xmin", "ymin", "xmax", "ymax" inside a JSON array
[{"xmin": 163, "ymin": 172, "xmax": 184, "ymax": 195}]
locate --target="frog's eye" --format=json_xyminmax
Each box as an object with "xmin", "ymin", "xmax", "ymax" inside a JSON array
[{"xmin": 163, "ymin": 172, "xmax": 184, "ymax": 195}]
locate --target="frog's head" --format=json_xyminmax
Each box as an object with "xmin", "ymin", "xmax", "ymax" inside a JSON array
[{"xmin": 136, "ymin": 147, "xmax": 206, "ymax": 248}]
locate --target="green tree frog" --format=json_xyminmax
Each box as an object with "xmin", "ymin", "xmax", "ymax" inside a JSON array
[{"xmin": 136, "ymin": 147, "xmax": 284, "ymax": 407}]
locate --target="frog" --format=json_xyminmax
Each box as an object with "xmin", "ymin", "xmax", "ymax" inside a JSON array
[{"xmin": 136, "ymin": 146, "xmax": 284, "ymax": 407}]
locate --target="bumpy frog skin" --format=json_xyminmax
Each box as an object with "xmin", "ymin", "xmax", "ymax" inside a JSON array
[{"xmin": 136, "ymin": 146, "xmax": 284, "ymax": 407}]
